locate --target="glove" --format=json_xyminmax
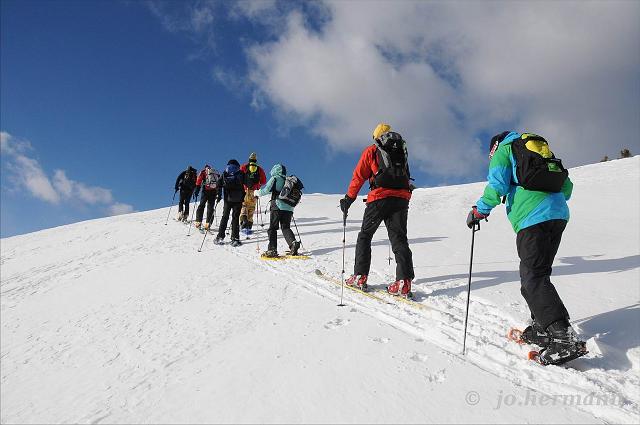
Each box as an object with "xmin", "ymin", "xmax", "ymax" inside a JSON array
[
  {"xmin": 339, "ymin": 195, "xmax": 355, "ymax": 214},
  {"xmin": 466, "ymin": 206, "xmax": 488, "ymax": 229}
]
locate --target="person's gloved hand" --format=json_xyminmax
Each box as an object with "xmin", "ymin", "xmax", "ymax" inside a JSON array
[
  {"xmin": 466, "ymin": 206, "xmax": 488, "ymax": 229},
  {"xmin": 340, "ymin": 195, "xmax": 355, "ymax": 214}
]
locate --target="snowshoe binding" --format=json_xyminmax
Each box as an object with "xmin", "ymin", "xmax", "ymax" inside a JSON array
[
  {"xmin": 289, "ymin": 241, "xmax": 301, "ymax": 256},
  {"xmin": 261, "ymin": 250, "xmax": 279, "ymax": 259},
  {"xmin": 387, "ymin": 279, "xmax": 412, "ymax": 298},
  {"xmin": 345, "ymin": 274, "xmax": 368, "ymax": 291},
  {"xmin": 528, "ymin": 320, "xmax": 588, "ymax": 366},
  {"xmin": 508, "ymin": 322, "xmax": 551, "ymax": 347}
]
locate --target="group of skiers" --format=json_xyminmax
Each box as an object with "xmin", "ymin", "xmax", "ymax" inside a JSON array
[
  {"xmin": 172, "ymin": 123, "xmax": 586, "ymax": 366},
  {"xmin": 174, "ymin": 153, "xmax": 302, "ymax": 254}
]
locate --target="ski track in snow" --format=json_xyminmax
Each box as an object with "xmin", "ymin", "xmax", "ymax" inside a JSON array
[
  {"xmin": 210, "ymin": 224, "xmax": 639, "ymax": 424},
  {"xmin": 1, "ymin": 157, "xmax": 639, "ymax": 423}
]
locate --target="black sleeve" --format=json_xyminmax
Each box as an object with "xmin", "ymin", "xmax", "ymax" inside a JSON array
[{"xmin": 175, "ymin": 171, "xmax": 186, "ymax": 191}]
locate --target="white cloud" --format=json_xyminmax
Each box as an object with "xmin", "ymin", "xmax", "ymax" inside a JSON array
[
  {"xmin": 1, "ymin": 131, "xmax": 32, "ymax": 156},
  {"xmin": 150, "ymin": 1, "xmax": 640, "ymax": 179},
  {"xmin": 1, "ymin": 131, "xmax": 134, "ymax": 216},
  {"xmin": 108, "ymin": 202, "xmax": 135, "ymax": 216},
  {"xmin": 146, "ymin": 0, "xmax": 218, "ymax": 53},
  {"xmin": 11, "ymin": 155, "xmax": 61, "ymax": 204},
  {"xmin": 52, "ymin": 169, "xmax": 114, "ymax": 205}
]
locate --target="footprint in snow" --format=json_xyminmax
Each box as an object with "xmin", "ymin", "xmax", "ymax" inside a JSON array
[
  {"xmin": 370, "ymin": 337, "xmax": 391, "ymax": 344},
  {"xmin": 425, "ymin": 369, "xmax": 447, "ymax": 384},
  {"xmin": 410, "ymin": 353, "xmax": 429, "ymax": 362},
  {"xmin": 324, "ymin": 318, "xmax": 350, "ymax": 330}
]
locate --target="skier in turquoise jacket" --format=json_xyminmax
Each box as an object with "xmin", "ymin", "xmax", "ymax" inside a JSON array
[
  {"xmin": 256, "ymin": 163, "xmax": 300, "ymax": 257},
  {"xmin": 467, "ymin": 131, "xmax": 586, "ymax": 366}
]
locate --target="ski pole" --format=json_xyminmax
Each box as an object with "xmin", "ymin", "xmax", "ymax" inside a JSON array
[
  {"xmin": 338, "ymin": 210, "xmax": 347, "ymax": 307},
  {"xmin": 255, "ymin": 196, "xmax": 261, "ymax": 252},
  {"xmin": 165, "ymin": 191, "xmax": 177, "ymax": 225},
  {"xmin": 187, "ymin": 195, "xmax": 197, "ymax": 236},
  {"xmin": 214, "ymin": 199, "xmax": 218, "ymax": 227},
  {"xmin": 198, "ymin": 221, "xmax": 209, "ymax": 252},
  {"xmin": 462, "ymin": 219, "xmax": 481, "ymax": 355},
  {"xmin": 292, "ymin": 215, "xmax": 304, "ymax": 251}
]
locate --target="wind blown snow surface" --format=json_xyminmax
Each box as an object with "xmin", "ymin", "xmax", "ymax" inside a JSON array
[{"xmin": 1, "ymin": 157, "xmax": 639, "ymax": 424}]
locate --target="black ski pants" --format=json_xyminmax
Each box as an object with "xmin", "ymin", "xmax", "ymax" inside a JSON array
[
  {"xmin": 354, "ymin": 197, "xmax": 414, "ymax": 280},
  {"xmin": 178, "ymin": 189, "xmax": 194, "ymax": 215},
  {"xmin": 516, "ymin": 219, "xmax": 570, "ymax": 329},
  {"xmin": 196, "ymin": 190, "xmax": 217, "ymax": 224},
  {"xmin": 268, "ymin": 209, "xmax": 296, "ymax": 252},
  {"xmin": 216, "ymin": 201, "xmax": 242, "ymax": 241}
]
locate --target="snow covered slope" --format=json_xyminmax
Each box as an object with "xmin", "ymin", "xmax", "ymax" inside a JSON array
[{"xmin": 2, "ymin": 157, "xmax": 639, "ymax": 424}]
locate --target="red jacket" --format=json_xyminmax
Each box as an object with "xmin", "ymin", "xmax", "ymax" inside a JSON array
[
  {"xmin": 240, "ymin": 163, "xmax": 267, "ymax": 190},
  {"xmin": 196, "ymin": 168, "xmax": 219, "ymax": 190},
  {"xmin": 347, "ymin": 144, "xmax": 412, "ymax": 203}
]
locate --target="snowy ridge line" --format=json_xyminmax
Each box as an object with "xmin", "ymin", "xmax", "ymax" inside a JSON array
[{"xmin": 201, "ymin": 234, "xmax": 639, "ymax": 424}]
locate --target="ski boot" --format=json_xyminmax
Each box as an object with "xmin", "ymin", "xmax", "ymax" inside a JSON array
[
  {"xmin": 262, "ymin": 249, "xmax": 279, "ymax": 258},
  {"xmin": 387, "ymin": 279, "xmax": 412, "ymax": 298},
  {"xmin": 176, "ymin": 212, "xmax": 184, "ymax": 221},
  {"xmin": 531, "ymin": 320, "xmax": 588, "ymax": 366},
  {"xmin": 194, "ymin": 221, "xmax": 202, "ymax": 229},
  {"xmin": 213, "ymin": 237, "xmax": 224, "ymax": 245},
  {"xmin": 230, "ymin": 239, "xmax": 242, "ymax": 247},
  {"xmin": 204, "ymin": 222, "xmax": 210, "ymax": 231},
  {"xmin": 508, "ymin": 321, "xmax": 551, "ymax": 347},
  {"xmin": 345, "ymin": 274, "xmax": 368, "ymax": 291},
  {"xmin": 289, "ymin": 241, "xmax": 301, "ymax": 256}
]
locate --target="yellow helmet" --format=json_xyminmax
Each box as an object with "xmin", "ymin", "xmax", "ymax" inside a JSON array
[{"xmin": 372, "ymin": 123, "xmax": 391, "ymax": 140}]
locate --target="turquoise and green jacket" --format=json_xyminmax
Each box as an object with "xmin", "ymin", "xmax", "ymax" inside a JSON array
[
  {"xmin": 476, "ymin": 132, "xmax": 573, "ymax": 233},
  {"xmin": 257, "ymin": 163, "xmax": 294, "ymax": 212}
]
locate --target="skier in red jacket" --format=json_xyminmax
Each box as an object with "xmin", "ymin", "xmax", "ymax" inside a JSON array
[
  {"xmin": 239, "ymin": 152, "xmax": 267, "ymax": 234},
  {"xmin": 339, "ymin": 123, "xmax": 415, "ymax": 297}
]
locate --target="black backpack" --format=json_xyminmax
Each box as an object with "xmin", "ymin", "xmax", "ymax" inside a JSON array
[
  {"xmin": 244, "ymin": 163, "xmax": 261, "ymax": 187},
  {"xmin": 372, "ymin": 131, "xmax": 410, "ymax": 190},
  {"xmin": 511, "ymin": 133, "xmax": 568, "ymax": 192},
  {"xmin": 223, "ymin": 163, "xmax": 243, "ymax": 190},
  {"xmin": 278, "ymin": 175, "xmax": 304, "ymax": 207},
  {"xmin": 183, "ymin": 167, "xmax": 196, "ymax": 188}
]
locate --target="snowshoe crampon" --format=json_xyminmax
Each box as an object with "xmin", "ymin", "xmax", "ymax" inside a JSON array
[{"xmin": 528, "ymin": 341, "xmax": 588, "ymax": 366}]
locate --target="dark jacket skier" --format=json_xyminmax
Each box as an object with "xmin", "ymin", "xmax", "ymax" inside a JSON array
[
  {"xmin": 214, "ymin": 160, "xmax": 245, "ymax": 246},
  {"xmin": 174, "ymin": 166, "xmax": 197, "ymax": 221}
]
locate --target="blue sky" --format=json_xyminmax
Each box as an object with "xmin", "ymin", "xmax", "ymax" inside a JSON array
[{"xmin": 2, "ymin": 0, "xmax": 639, "ymax": 237}]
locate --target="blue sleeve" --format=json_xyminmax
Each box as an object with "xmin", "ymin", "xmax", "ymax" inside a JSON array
[{"xmin": 258, "ymin": 176, "xmax": 275, "ymax": 197}]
